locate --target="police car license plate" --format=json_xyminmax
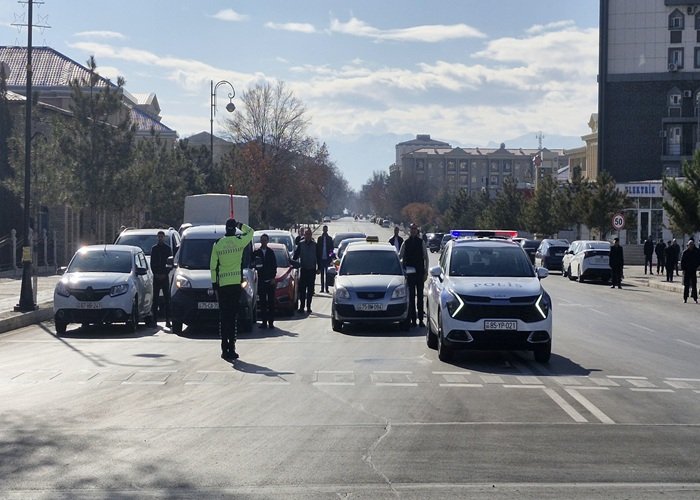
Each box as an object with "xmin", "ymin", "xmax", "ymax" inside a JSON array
[
  {"xmin": 77, "ymin": 302, "xmax": 101, "ymax": 309},
  {"xmin": 356, "ymin": 303, "xmax": 385, "ymax": 312},
  {"xmin": 484, "ymin": 320, "xmax": 517, "ymax": 330},
  {"xmin": 198, "ymin": 302, "xmax": 219, "ymax": 310}
]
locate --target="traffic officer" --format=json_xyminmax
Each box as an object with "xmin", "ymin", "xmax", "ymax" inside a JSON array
[
  {"xmin": 210, "ymin": 218, "xmax": 254, "ymax": 360},
  {"xmin": 253, "ymin": 233, "xmax": 277, "ymax": 329},
  {"xmin": 399, "ymin": 223, "xmax": 429, "ymax": 327},
  {"xmin": 150, "ymin": 230, "xmax": 172, "ymax": 328}
]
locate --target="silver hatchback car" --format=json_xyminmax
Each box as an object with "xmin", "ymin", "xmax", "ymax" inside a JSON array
[{"xmin": 53, "ymin": 245, "xmax": 155, "ymax": 334}]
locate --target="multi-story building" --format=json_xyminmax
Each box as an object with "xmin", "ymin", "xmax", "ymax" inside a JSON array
[{"xmin": 599, "ymin": 0, "xmax": 700, "ymax": 181}]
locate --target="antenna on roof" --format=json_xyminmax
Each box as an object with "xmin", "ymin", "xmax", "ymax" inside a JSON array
[{"xmin": 536, "ymin": 131, "xmax": 544, "ymax": 150}]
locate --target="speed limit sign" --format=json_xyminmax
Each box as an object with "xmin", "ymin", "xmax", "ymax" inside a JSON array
[{"xmin": 612, "ymin": 213, "xmax": 625, "ymax": 230}]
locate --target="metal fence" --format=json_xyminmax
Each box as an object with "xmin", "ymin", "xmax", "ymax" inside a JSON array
[{"xmin": 0, "ymin": 228, "xmax": 57, "ymax": 277}]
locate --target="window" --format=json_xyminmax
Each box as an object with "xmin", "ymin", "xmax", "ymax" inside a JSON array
[
  {"xmin": 447, "ymin": 160, "xmax": 456, "ymax": 171},
  {"xmin": 489, "ymin": 175, "xmax": 499, "ymax": 185},
  {"xmin": 669, "ymin": 93, "xmax": 682, "ymax": 106},
  {"xmin": 669, "ymin": 10, "xmax": 684, "ymax": 30},
  {"xmin": 696, "ymin": 11, "xmax": 700, "ymax": 30},
  {"xmin": 695, "ymin": 48, "xmax": 700, "ymax": 68},
  {"xmin": 460, "ymin": 175, "xmax": 468, "ymax": 185},
  {"xmin": 669, "ymin": 48, "xmax": 684, "ymax": 68},
  {"xmin": 459, "ymin": 161, "xmax": 467, "ymax": 171},
  {"xmin": 670, "ymin": 30, "xmax": 682, "ymax": 43},
  {"xmin": 503, "ymin": 160, "xmax": 512, "ymax": 172},
  {"xmin": 490, "ymin": 161, "xmax": 499, "ymax": 172}
]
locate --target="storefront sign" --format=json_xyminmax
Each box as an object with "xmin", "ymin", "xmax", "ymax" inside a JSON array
[{"xmin": 619, "ymin": 183, "xmax": 663, "ymax": 197}]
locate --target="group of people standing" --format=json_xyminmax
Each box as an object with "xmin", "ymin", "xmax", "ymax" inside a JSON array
[{"xmin": 643, "ymin": 237, "xmax": 681, "ymax": 282}]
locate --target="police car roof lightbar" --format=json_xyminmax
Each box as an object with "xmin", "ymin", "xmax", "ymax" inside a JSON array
[{"xmin": 450, "ymin": 229, "xmax": 518, "ymax": 239}]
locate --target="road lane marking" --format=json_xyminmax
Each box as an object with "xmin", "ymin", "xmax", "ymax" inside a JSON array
[
  {"xmin": 314, "ymin": 370, "xmax": 355, "ymax": 386},
  {"xmin": 664, "ymin": 380, "xmax": 693, "ymax": 389},
  {"xmin": 627, "ymin": 379, "xmax": 657, "ymax": 388},
  {"xmin": 676, "ymin": 339, "xmax": 700, "ymax": 349},
  {"xmin": 503, "ymin": 384, "xmax": 544, "ymax": 389},
  {"xmin": 375, "ymin": 383, "xmax": 418, "ymax": 387},
  {"xmin": 373, "ymin": 371, "xmax": 413, "ymax": 374},
  {"xmin": 542, "ymin": 388, "xmax": 588, "ymax": 423},
  {"xmin": 630, "ymin": 388, "xmax": 674, "ymax": 393},
  {"xmin": 591, "ymin": 378, "xmax": 620, "ymax": 387},
  {"xmin": 480, "ymin": 375, "xmax": 504, "ymax": 384},
  {"xmin": 517, "ymin": 376, "xmax": 542, "ymax": 385},
  {"xmin": 439, "ymin": 383, "xmax": 483, "ymax": 388},
  {"xmin": 433, "ymin": 371, "xmax": 471, "ymax": 375},
  {"xmin": 666, "ymin": 377, "xmax": 700, "ymax": 381},
  {"xmin": 589, "ymin": 308, "xmax": 609, "ymax": 316},
  {"xmin": 565, "ymin": 388, "xmax": 615, "ymax": 424},
  {"xmin": 607, "ymin": 375, "xmax": 647, "ymax": 379},
  {"xmin": 629, "ymin": 322, "xmax": 654, "ymax": 333}
]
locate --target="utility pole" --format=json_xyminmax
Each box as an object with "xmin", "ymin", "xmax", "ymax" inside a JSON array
[{"xmin": 536, "ymin": 131, "xmax": 545, "ymax": 150}]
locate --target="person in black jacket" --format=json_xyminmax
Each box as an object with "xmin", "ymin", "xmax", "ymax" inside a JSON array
[
  {"xmin": 253, "ymin": 234, "xmax": 278, "ymax": 328},
  {"xmin": 655, "ymin": 240, "xmax": 666, "ymax": 275},
  {"xmin": 664, "ymin": 239, "xmax": 679, "ymax": 282},
  {"xmin": 643, "ymin": 237, "xmax": 654, "ymax": 275},
  {"xmin": 389, "ymin": 226, "xmax": 404, "ymax": 253},
  {"xmin": 316, "ymin": 225, "xmax": 334, "ymax": 293},
  {"xmin": 399, "ymin": 224, "xmax": 429, "ymax": 327},
  {"xmin": 681, "ymin": 239, "xmax": 700, "ymax": 303},
  {"xmin": 150, "ymin": 231, "xmax": 172, "ymax": 328},
  {"xmin": 609, "ymin": 237, "xmax": 624, "ymax": 289},
  {"xmin": 293, "ymin": 228, "xmax": 318, "ymax": 313}
]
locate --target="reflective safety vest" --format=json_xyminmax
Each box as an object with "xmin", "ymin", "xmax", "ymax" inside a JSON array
[{"xmin": 210, "ymin": 224, "xmax": 254, "ymax": 286}]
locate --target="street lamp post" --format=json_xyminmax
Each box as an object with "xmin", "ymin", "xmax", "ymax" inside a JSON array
[{"xmin": 210, "ymin": 80, "xmax": 236, "ymax": 168}]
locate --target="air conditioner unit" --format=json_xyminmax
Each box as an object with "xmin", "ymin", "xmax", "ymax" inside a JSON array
[
  {"xmin": 684, "ymin": 90, "xmax": 693, "ymax": 97},
  {"xmin": 669, "ymin": 62, "xmax": 678, "ymax": 72}
]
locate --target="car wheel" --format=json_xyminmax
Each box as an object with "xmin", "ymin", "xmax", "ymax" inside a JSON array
[
  {"xmin": 567, "ymin": 266, "xmax": 576, "ymax": 281},
  {"xmin": 145, "ymin": 311, "xmax": 156, "ymax": 328},
  {"xmin": 578, "ymin": 267, "xmax": 584, "ymax": 283},
  {"xmin": 126, "ymin": 299, "xmax": 138, "ymax": 332},
  {"xmin": 436, "ymin": 312, "xmax": 452, "ymax": 362},
  {"xmin": 426, "ymin": 304, "xmax": 438, "ymax": 349},
  {"xmin": 332, "ymin": 317, "xmax": 343, "ymax": 332},
  {"xmin": 562, "ymin": 266, "xmax": 568, "ymax": 278},
  {"xmin": 534, "ymin": 341, "xmax": 552, "ymax": 363},
  {"xmin": 55, "ymin": 320, "xmax": 67, "ymax": 335},
  {"xmin": 171, "ymin": 321, "xmax": 183, "ymax": 335}
]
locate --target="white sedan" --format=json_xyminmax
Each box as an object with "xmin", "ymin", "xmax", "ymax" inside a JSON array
[{"xmin": 564, "ymin": 240, "xmax": 611, "ymax": 283}]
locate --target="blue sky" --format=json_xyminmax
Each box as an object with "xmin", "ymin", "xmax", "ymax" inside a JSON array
[{"xmin": 1, "ymin": 0, "xmax": 600, "ymax": 189}]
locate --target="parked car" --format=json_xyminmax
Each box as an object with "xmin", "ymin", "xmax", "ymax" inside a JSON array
[
  {"xmin": 518, "ymin": 239, "xmax": 541, "ymax": 264},
  {"xmin": 425, "ymin": 237, "xmax": 552, "ymax": 363},
  {"xmin": 53, "ymin": 245, "xmax": 155, "ymax": 334},
  {"xmin": 564, "ymin": 240, "xmax": 612, "ymax": 283},
  {"xmin": 332, "ymin": 231, "xmax": 367, "ymax": 256},
  {"xmin": 329, "ymin": 240, "xmax": 409, "ymax": 331},
  {"xmin": 114, "ymin": 227, "xmax": 181, "ymax": 264},
  {"xmin": 533, "ymin": 239, "xmax": 570, "ymax": 272},
  {"xmin": 253, "ymin": 230, "xmax": 295, "ymax": 257},
  {"xmin": 254, "ymin": 242, "xmax": 298, "ymax": 314},
  {"xmin": 169, "ymin": 225, "xmax": 258, "ymax": 335},
  {"xmin": 426, "ymin": 232, "xmax": 444, "ymax": 253},
  {"xmin": 323, "ymin": 216, "xmax": 331, "ymax": 223},
  {"xmin": 440, "ymin": 234, "xmax": 453, "ymax": 253}
]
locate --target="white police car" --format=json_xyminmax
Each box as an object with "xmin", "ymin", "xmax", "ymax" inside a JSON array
[{"xmin": 425, "ymin": 230, "xmax": 552, "ymax": 363}]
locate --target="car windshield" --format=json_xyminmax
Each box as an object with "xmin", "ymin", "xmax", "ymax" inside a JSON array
[
  {"xmin": 549, "ymin": 246, "xmax": 569, "ymax": 253},
  {"xmin": 68, "ymin": 250, "xmax": 133, "ymax": 273},
  {"xmin": 523, "ymin": 240, "xmax": 540, "ymax": 249},
  {"xmin": 273, "ymin": 248, "xmax": 289, "ymax": 267},
  {"xmin": 449, "ymin": 246, "xmax": 534, "ymax": 277},
  {"xmin": 338, "ymin": 238, "xmax": 365, "ymax": 258},
  {"xmin": 586, "ymin": 242, "xmax": 611, "ymax": 250},
  {"xmin": 115, "ymin": 233, "xmax": 170, "ymax": 255},
  {"xmin": 178, "ymin": 239, "xmax": 217, "ymax": 270},
  {"xmin": 340, "ymin": 250, "xmax": 403, "ymax": 276},
  {"xmin": 255, "ymin": 234, "xmax": 294, "ymax": 253},
  {"xmin": 333, "ymin": 233, "xmax": 366, "ymax": 248}
]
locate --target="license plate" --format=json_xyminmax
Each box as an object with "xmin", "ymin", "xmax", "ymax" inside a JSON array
[
  {"xmin": 554, "ymin": 252, "xmax": 564, "ymax": 256},
  {"xmin": 356, "ymin": 303, "xmax": 385, "ymax": 311},
  {"xmin": 484, "ymin": 320, "xmax": 517, "ymax": 330},
  {"xmin": 198, "ymin": 302, "xmax": 219, "ymax": 310},
  {"xmin": 77, "ymin": 302, "xmax": 101, "ymax": 309}
]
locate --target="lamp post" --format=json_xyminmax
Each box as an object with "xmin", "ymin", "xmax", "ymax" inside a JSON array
[{"xmin": 210, "ymin": 80, "xmax": 236, "ymax": 168}]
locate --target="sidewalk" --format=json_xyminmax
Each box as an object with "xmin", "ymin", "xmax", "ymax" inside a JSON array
[{"xmin": 0, "ymin": 265, "xmax": 689, "ymax": 335}]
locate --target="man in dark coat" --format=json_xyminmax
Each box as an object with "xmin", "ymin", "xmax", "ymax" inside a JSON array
[
  {"xmin": 655, "ymin": 240, "xmax": 666, "ymax": 275},
  {"xmin": 316, "ymin": 225, "xmax": 334, "ymax": 293},
  {"xmin": 664, "ymin": 240, "xmax": 679, "ymax": 282},
  {"xmin": 293, "ymin": 228, "xmax": 318, "ymax": 313},
  {"xmin": 681, "ymin": 239, "xmax": 700, "ymax": 303},
  {"xmin": 389, "ymin": 226, "xmax": 404, "ymax": 253},
  {"xmin": 643, "ymin": 237, "xmax": 654, "ymax": 275},
  {"xmin": 399, "ymin": 223, "xmax": 429, "ymax": 327},
  {"xmin": 150, "ymin": 231, "xmax": 172, "ymax": 328},
  {"xmin": 253, "ymin": 234, "xmax": 278, "ymax": 328},
  {"xmin": 672, "ymin": 238, "xmax": 682, "ymax": 276},
  {"xmin": 609, "ymin": 237, "xmax": 624, "ymax": 289}
]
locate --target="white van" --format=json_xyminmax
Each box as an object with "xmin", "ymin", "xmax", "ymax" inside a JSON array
[{"xmin": 169, "ymin": 225, "xmax": 258, "ymax": 334}]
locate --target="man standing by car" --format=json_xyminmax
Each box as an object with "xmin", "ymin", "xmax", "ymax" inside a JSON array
[
  {"xmin": 609, "ymin": 237, "xmax": 624, "ymax": 289},
  {"xmin": 643, "ymin": 236, "xmax": 654, "ymax": 275},
  {"xmin": 210, "ymin": 218, "xmax": 254, "ymax": 360},
  {"xmin": 253, "ymin": 233, "xmax": 277, "ymax": 329},
  {"xmin": 399, "ymin": 223, "xmax": 429, "ymax": 327},
  {"xmin": 150, "ymin": 230, "xmax": 172, "ymax": 328},
  {"xmin": 389, "ymin": 226, "xmax": 404, "ymax": 253},
  {"xmin": 294, "ymin": 228, "xmax": 318, "ymax": 313},
  {"xmin": 316, "ymin": 225, "xmax": 334, "ymax": 293},
  {"xmin": 681, "ymin": 239, "xmax": 700, "ymax": 303}
]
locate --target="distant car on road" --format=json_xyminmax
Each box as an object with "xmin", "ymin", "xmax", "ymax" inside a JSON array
[
  {"xmin": 114, "ymin": 227, "xmax": 181, "ymax": 265},
  {"xmin": 53, "ymin": 245, "xmax": 155, "ymax": 334},
  {"xmin": 534, "ymin": 239, "xmax": 570, "ymax": 272},
  {"xmin": 518, "ymin": 239, "xmax": 541, "ymax": 264},
  {"xmin": 254, "ymin": 242, "xmax": 298, "ymax": 314},
  {"xmin": 440, "ymin": 234, "xmax": 453, "ymax": 252},
  {"xmin": 426, "ymin": 232, "xmax": 444, "ymax": 253},
  {"xmin": 253, "ymin": 230, "xmax": 295, "ymax": 257},
  {"xmin": 564, "ymin": 240, "xmax": 612, "ymax": 283},
  {"xmin": 332, "ymin": 231, "xmax": 367, "ymax": 256}
]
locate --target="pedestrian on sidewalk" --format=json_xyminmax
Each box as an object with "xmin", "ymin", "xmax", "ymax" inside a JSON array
[
  {"xmin": 643, "ymin": 236, "xmax": 654, "ymax": 275},
  {"xmin": 665, "ymin": 240, "xmax": 679, "ymax": 282},
  {"xmin": 655, "ymin": 240, "xmax": 666, "ymax": 275},
  {"xmin": 672, "ymin": 238, "xmax": 682, "ymax": 276},
  {"xmin": 293, "ymin": 227, "xmax": 318, "ymax": 313},
  {"xmin": 681, "ymin": 239, "xmax": 700, "ymax": 303},
  {"xmin": 316, "ymin": 225, "xmax": 334, "ymax": 293},
  {"xmin": 609, "ymin": 237, "xmax": 624, "ymax": 289}
]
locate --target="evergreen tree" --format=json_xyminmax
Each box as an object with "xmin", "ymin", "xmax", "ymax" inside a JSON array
[
  {"xmin": 523, "ymin": 175, "xmax": 559, "ymax": 236},
  {"xmin": 583, "ymin": 170, "xmax": 628, "ymax": 239},
  {"xmin": 663, "ymin": 150, "xmax": 700, "ymax": 237}
]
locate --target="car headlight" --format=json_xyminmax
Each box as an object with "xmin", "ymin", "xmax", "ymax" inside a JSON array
[
  {"xmin": 241, "ymin": 279, "xmax": 248, "ymax": 289},
  {"xmin": 175, "ymin": 275, "xmax": 191, "ymax": 289},
  {"xmin": 277, "ymin": 276, "xmax": 290, "ymax": 289},
  {"xmin": 391, "ymin": 284, "xmax": 406, "ymax": 299},
  {"xmin": 110, "ymin": 283, "xmax": 129, "ymax": 297},
  {"xmin": 535, "ymin": 292, "xmax": 551, "ymax": 319},
  {"xmin": 445, "ymin": 289, "xmax": 464, "ymax": 318},
  {"xmin": 335, "ymin": 287, "xmax": 350, "ymax": 299},
  {"xmin": 55, "ymin": 281, "xmax": 70, "ymax": 297}
]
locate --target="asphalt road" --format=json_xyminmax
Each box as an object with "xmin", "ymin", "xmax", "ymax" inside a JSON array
[{"xmin": 1, "ymin": 218, "xmax": 699, "ymax": 499}]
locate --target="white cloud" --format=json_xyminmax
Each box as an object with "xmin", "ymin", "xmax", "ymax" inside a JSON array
[
  {"xmin": 94, "ymin": 65, "xmax": 121, "ymax": 80},
  {"xmin": 526, "ymin": 20, "xmax": 576, "ymax": 35},
  {"xmin": 329, "ymin": 16, "xmax": 486, "ymax": 42},
  {"xmin": 74, "ymin": 30, "xmax": 125, "ymax": 39},
  {"xmin": 212, "ymin": 9, "xmax": 248, "ymax": 22},
  {"xmin": 265, "ymin": 21, "xmax": 316, "ymax": 33}
]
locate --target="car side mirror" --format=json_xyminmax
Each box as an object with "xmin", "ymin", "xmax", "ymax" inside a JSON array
[
  {"xmin": 327, "ymin": 266, "xmax": 337, "ymax": 277},
  {"xmin": 57, "ymin": 266, "xmax": 67, "ymax": 275},
  {"xmin": 429, "ymin": 265, "xmax": 442, "ymax": 280},
  {"xmin": 536, "ymin": 267, "xmax": 549, "ymax": 280},
  {"xmin": 166, "ymin": 256, "xmax": 174, "ymax": 269}
]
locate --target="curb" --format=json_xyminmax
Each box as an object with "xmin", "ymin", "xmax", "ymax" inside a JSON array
[{"xmin": 0, "ymin": 301, "xmax": 53, "ymax": 334}]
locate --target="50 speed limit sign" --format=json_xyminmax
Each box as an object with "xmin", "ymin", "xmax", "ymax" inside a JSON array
[{"xmin": 612, "ymin": 213, "xmax": 625, "ymax": 230}]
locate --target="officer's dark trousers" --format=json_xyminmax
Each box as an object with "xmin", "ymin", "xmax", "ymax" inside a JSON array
[
  {"xmin": 683, "ymin": 272, "xmax": 698, "ymax": 301},
  {"xmin": 258, "ymin": 280, "xmax": 275, "ymax": 324},
  {"xmin": 218, "ymin": 284, "xmax": 241, "ymax": 355},
  {"xmin": 644, "ymin": 256, "xmax": 653, "ymax": 274},
  {"xmin": 299, "ymin": 269, "xmax": 316, "ymax": 309},
  {"xmin": 611, "ymin": 267, "xmax": 623, "ymax": 287},
  {"xmin": 153, "ymin": 274, "xmax": 170, "ymax": 322},
  {"xmin": 318, "ymin": 259, "xmax": 330, "ymax": 291},
  {"xmin": 656, "ymin": 255, "xmax": 665, "ymax": 274},
  {"xmin": 406, "ymin": 273, "xmax": 425, "ymax": 322},
  {"xmin": 666, "ymin": 264, "xmax": 675, "ymax": 282}
]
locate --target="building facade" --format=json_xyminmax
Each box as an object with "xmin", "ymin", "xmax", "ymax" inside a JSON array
[{"xmin": 599, "ymin": 0, "xmax": 700, "ymax": 181}]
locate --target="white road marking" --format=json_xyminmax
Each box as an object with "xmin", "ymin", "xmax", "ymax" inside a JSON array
[
  {"xmin": 629, "ymin": 322, "xmax": 654, "ymax": 333},
  {"xmin": 565, "ymin": 388, "xmax": 615, "ymax": 424},
  {"xmin": 676, "ymin": 339, "xmax": 700, "ymax": 349},
  {"xmin": 375, "ymin": 383, "xmax": 418, "ymax": 387},
  {"xmin": 433, "ymin": 371, "xmax": 471, "ymax": 375},
  {"xmin": 627, "ymin": 379, "xmax": 657, "ymax": 388},
  {"xmin": 517, "ymin": 376, "xmax": 542, "ymax": 385},
  {"xmin": 503, "ymin": 384, "xmax": 544, "ymax": 389},
  {"xmin": 589, "ymin": 308, "xmax": 609, "ymax": 316},
  {"xmin": 607, "ymin": 375, "xmax": 648, "ymax": 379},
  {"xmin": 591, "ymin": 378, "xmax": 620, "ymax": 387},
  {"xmin": 630, "ymin": 388, "xmax": 674, "ymax": 393},
  {"xmin": 373, "ymin": 371, "xmax": 413, "ymax": 374},
  {"xmin": 664, "ymin": 380, "xmax": 693, "ymax": 389},
  {"xmin": 439, "ymin": 383, "xmax": 483, "ymax": 388},
  {"xmin": 666, "ymin": 377, "xmax": 700, "ymax": 382},
  {"xmin": 480, "ymin": 375, "xmax": 504, "ymax": 384},
  {"xmin": 542, "ymin": 388, "xmax": 588, "ymax": 423}
]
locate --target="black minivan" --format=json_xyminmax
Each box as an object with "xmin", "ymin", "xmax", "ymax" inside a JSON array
[{"xmin": 534, "ymin": 239, "xmax": 570, "ymax": 271}]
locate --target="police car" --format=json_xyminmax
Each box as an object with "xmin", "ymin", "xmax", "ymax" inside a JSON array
[{"xmin": 425, "ymin": 230, "xmax": 552, "ymax": 363}]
